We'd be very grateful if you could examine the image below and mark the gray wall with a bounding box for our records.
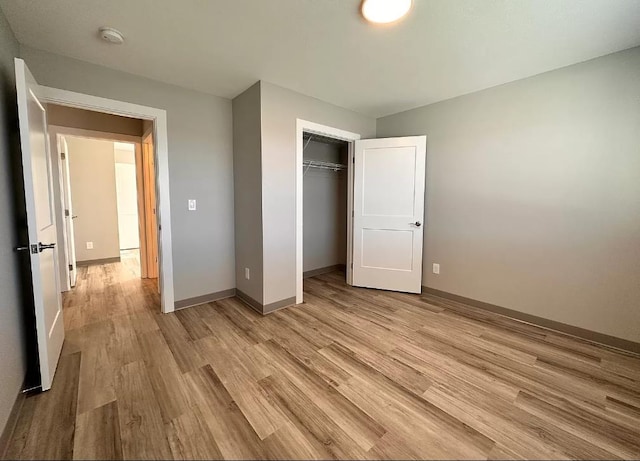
[303,140,347,272]
[48,104,143,136]
[67,136,120,262]
[232,83,263,303]
[21,46,235,303]
[260,81,376,304]
[377,47,640,343]
[0,9,25,439]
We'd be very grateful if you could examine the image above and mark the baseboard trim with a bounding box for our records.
[76,256,121,266]
[303,264,346,279]
[236,290,297,315]
[174,288,236,310]
[0,387,26,459]
[422,287,640,355]
[263,296,297,314]
[236,289,263,314]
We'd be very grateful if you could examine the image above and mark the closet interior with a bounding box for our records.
[302,132,349,281]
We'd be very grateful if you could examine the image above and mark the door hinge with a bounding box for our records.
[351,262,354,269]
[68,264,73,271]
[352,210,354,218]
[352,157,355,164]
[65,209,69,217]
[61,152,66,160]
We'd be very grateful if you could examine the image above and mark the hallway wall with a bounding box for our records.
[67,136,121,263]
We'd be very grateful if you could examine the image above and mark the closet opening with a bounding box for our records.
[295,120,361,304]
[301,131,350,295]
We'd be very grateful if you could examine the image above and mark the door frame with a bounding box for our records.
[49,126,143,291]
[40,86,175,313]
[295,119,361,304]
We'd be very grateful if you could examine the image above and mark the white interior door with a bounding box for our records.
[60,136,77,287]
[15,58,65,391]
[352,136,426,293]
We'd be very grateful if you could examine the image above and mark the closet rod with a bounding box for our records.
[303,159,347,175]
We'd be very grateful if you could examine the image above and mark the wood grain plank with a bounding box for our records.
[115,360,172,459]
[73,401,123,460]
[183,365,266,459]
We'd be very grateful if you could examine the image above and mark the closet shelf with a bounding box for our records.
[303,159,347,174]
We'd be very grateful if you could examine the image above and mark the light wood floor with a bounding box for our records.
[5,261,640,460]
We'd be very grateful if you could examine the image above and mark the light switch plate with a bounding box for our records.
[86,242,94,250]
[432,263,440,274]
[188,199,197,211]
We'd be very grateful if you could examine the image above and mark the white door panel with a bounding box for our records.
[15,58,64,391]
[362,146,417,217]
[352,136,426,293]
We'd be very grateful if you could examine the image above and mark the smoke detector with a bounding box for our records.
[99,27,124,44]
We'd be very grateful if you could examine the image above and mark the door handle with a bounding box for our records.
[38,242,56,252]
[411,221,422,227]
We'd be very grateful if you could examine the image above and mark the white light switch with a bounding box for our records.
[245,268,250,280]
[432,263,440,274]
[86,242,94,250]
[188,199,197,211]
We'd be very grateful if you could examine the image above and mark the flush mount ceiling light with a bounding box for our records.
[99,27,124,44]
[361,0,413,24]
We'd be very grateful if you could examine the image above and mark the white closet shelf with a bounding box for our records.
[303,159,347,174]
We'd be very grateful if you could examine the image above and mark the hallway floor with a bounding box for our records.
[4,262,640,459]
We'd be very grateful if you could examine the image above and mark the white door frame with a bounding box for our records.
[295,119,361,304]
[40,86,175,313]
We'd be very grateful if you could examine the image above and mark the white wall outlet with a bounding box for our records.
[188,199,197,211]
[86,241,94,250]
[432,263,440,274]
[245,268,250,280]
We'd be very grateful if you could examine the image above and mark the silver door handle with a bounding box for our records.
[38,242,56,252]
[411,221,422,227]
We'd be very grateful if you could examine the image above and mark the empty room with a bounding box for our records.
[0,1,639,460]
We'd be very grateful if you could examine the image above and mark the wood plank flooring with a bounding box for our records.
[4,259,640,460]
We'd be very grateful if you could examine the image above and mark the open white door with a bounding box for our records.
[60,136,77,287]
[352,136,426,293]
[15,58,65,391]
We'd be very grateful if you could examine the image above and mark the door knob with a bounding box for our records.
[38,242,56,252]
[412,221,422,227]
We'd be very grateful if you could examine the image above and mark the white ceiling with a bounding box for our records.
[2,0,639,117]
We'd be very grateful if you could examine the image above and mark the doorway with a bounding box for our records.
[296,120,361,304]
[39,84,175,313]
[296,119,428,305]
[301,133,349,281]
[49,120,160,297]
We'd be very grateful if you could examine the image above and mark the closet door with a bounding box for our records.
[352,136,426,293]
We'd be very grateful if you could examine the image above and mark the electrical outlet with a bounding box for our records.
[432,263,440,274]
[86,242,94,250]
[245,268,250,280]
[188,199,197,211]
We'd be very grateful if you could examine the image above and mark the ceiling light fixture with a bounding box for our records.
[99,27,124,44]
[361,0,412,24]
